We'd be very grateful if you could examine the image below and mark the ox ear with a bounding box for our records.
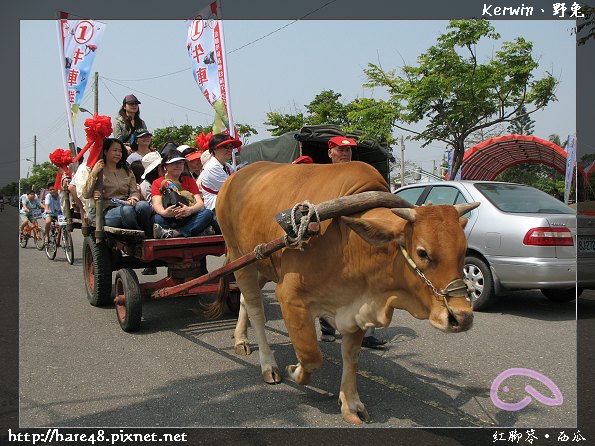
[391,208,417,223]
[459,217,468,229]
[341,216,404,246]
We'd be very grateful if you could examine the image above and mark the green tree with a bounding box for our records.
[507,105,535,135]
[151,123,258,150]
[0,182,19,196]
[265,90,395,145]
[362,19,558,178]
[21,162,58,193]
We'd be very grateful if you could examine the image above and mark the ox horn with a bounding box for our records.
[453,202,480,216]
[391,208,416,223]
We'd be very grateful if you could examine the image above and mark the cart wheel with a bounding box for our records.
[62,229,75,265]
[227,290,241,316]
[82,235,112,306]
[114,268,142,332]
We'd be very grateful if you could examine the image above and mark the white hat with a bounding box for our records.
[164,156,186,164]
[177,144,191,152]
[141,151,162,179]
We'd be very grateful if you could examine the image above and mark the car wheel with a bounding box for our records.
[540,288,581,303]
[464,255,495,311]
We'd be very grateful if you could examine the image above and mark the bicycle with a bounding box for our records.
[45,214,75,264]
[19,209,45,250]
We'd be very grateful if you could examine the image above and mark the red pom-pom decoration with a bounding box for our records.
[195,132,213,151]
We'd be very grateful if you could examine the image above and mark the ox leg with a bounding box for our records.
[338,329,370,425]
[276,286,323,386]
[233,265,282,384]
[233,294,251,356]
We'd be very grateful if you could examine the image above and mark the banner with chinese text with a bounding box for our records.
[186,1,237,138]
[564,134,576,204]
[57,13,106,145]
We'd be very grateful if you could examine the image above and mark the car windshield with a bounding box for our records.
[475,183,575,214]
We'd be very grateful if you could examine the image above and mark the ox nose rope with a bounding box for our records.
[398,245,473,320]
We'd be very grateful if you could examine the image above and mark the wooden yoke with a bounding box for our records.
[275,191,414,238]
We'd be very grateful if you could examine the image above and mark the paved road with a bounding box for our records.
[17,210,585,428]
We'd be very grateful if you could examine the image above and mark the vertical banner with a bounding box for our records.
[186,1,237,139]
[564,135,577,204]
[57,12,106,146]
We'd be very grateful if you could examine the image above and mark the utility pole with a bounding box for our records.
[33,135,37,165]
[400,135,405,187]
[94,71,99,114]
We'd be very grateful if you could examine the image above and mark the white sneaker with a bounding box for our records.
[153,223,163,239]
[161,228,180,239]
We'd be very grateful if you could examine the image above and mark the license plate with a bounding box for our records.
[578,236,595,253]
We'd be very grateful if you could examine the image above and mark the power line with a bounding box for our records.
[101,1,338,83]
[101,77,217,118]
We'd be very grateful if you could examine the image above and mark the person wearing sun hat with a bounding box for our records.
[183,148,206,180]
[139,151,163,202]
[113,94,148,150]
[327,135,357,164]
[126,128,154,164]
[150,150,214,239]
[198,133,242,213]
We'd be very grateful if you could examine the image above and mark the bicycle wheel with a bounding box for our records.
[34,227,45,251]
[62,229,75,265]
[19,231,28,248]
[45,228,57,260]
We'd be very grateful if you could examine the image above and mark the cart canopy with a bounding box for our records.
[240,125,393,184]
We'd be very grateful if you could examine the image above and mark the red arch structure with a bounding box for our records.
[460,134,587,182]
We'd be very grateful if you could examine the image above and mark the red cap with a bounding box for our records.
[292,155,314,164]
[185,150,204,162]
[328,136,357,149]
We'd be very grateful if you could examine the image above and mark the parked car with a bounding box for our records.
[395,181,594,310]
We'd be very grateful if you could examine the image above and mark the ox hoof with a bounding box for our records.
[339,401,370,425]
[262,367,283,385]
[285,364,311,385]
[234,341,252,356]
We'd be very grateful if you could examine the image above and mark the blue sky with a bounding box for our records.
[20,20,576,178]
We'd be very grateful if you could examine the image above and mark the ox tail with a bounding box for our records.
[200,256,231,320]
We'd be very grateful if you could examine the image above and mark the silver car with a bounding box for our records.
[395,181,594,310]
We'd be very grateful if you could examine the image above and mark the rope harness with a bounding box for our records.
[399,245,474,319]
[253,200,321,260]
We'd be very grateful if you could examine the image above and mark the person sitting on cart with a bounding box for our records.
[82,137,153,238]
[19,190,42,236]
[150,150,214,239]
[198,133,242,232]
[42,182,63,244]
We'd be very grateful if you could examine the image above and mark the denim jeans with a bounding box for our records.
[153,208,214,237]
[104,201,152,236]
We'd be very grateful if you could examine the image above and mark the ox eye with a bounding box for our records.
[417,248,430,261]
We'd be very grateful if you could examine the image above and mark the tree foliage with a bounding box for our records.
[151,123,258,150]
[20,162,58,193]
[507,105,535,135]
[264,90,396,146]
[362,19,558,177]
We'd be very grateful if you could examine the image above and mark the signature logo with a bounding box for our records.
[490,368,563,411]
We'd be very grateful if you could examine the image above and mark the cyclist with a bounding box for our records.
[42,183,63,244]
[19,190,42,236]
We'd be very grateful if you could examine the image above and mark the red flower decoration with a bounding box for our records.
[195,132,213,151]
[73,114,113,168]
[49,148,74,190]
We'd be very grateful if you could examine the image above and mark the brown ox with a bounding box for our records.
[211,161,478,424]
